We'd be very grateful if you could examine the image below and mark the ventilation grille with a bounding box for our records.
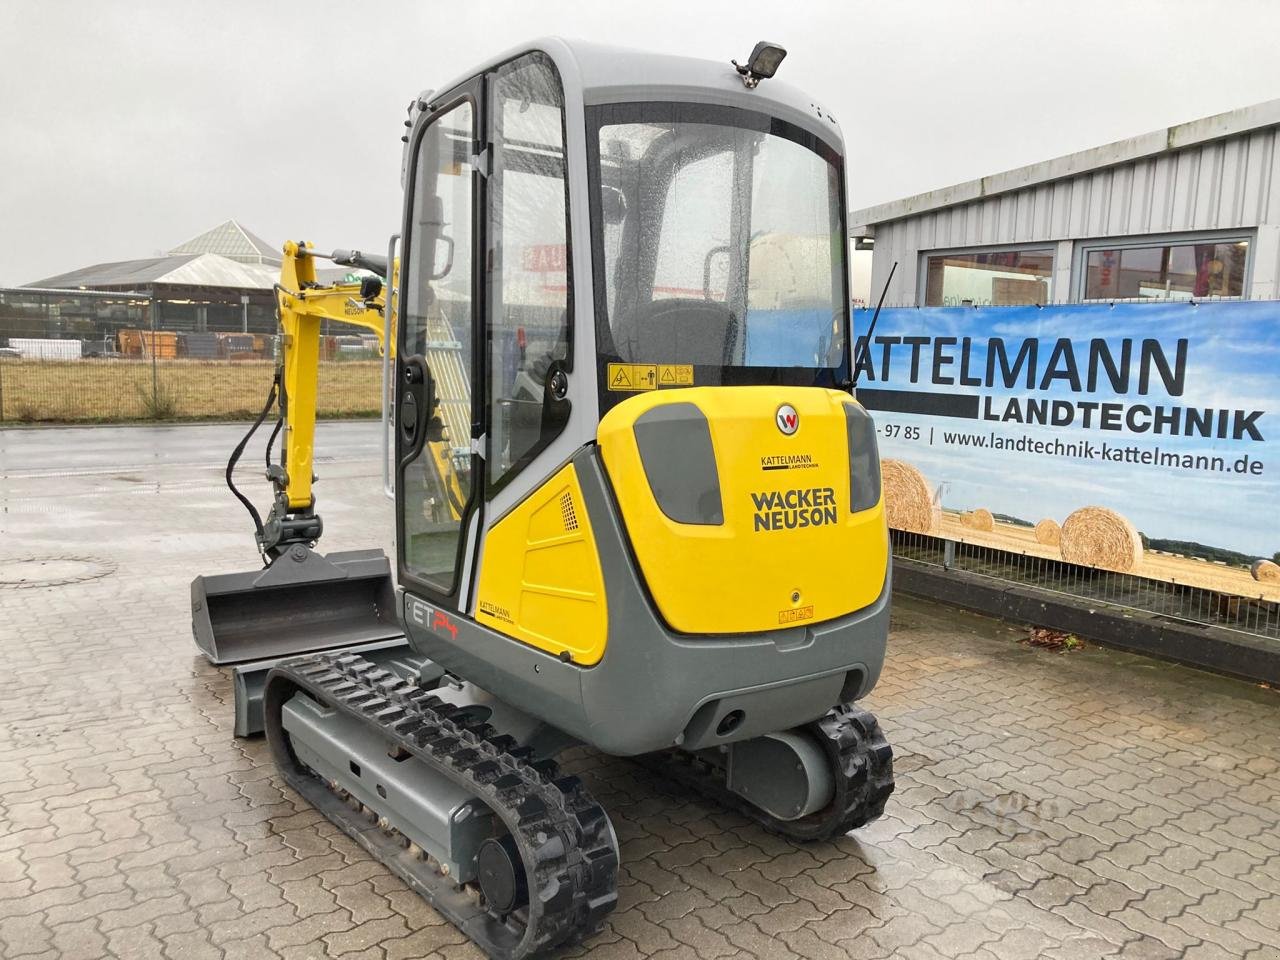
[560,492,579,532]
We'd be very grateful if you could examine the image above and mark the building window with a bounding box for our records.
[1081,237,1249,300]
[923,249,1052,306]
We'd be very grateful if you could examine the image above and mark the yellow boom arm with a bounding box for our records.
[256,239,464,559]
[276,240,394,511]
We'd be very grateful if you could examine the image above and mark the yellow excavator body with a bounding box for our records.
[192,37,895,960]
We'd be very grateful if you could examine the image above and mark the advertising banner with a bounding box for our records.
[854,301,1280,601]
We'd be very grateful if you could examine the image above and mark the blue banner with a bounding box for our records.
[854,301,1279,598]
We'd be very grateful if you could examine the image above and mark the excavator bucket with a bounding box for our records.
[191,547,402,665]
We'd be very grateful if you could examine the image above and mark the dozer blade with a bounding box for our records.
[191,546,402,665]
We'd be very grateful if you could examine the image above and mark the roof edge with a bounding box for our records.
[6,286,152,297]
[24,253,202,288]
[850,97,1280,230]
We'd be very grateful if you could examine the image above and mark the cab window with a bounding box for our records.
[486,53,572,493]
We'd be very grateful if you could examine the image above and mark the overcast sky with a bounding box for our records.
[3,0,1279,286]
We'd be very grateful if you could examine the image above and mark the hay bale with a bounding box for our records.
[1034,518,1061,547]
[880,459,937,534]
[1060,506,1144,572]
[1252,559,1280,583]
[960,508,994,532]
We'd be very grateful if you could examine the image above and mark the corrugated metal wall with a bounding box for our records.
[867,126,1280,304]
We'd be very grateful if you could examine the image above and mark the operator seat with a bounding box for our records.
[614,298,738,366]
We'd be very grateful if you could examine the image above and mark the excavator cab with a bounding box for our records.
[196,39,892,959]
[392,42,887,737]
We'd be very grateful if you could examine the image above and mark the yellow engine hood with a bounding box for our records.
[597,386,887,635]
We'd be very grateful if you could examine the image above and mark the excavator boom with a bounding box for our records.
[191,242,406,664]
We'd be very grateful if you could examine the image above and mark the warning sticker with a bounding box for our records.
[657,364,694,386]
[778,605,815,625]
[608,362,692,391]
[607,363,658,392]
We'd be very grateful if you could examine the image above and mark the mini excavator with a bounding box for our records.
[191,38,894,959]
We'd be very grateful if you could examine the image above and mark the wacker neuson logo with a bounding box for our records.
[776,403,799,435]
[751,486,838,531]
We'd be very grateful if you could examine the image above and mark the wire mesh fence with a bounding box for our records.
[6,290,1249,424]
[0,287,381,423]
[892,529,1280,641]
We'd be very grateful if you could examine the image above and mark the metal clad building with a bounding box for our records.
[851,99,1280,306]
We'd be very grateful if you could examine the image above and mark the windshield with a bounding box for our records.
[589,103,849,398]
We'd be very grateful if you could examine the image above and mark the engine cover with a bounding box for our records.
[597,386,887,635]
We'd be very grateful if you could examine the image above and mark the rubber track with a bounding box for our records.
[650,703,894,841]
[264,652,618,960]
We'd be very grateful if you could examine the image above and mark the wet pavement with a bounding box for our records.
[1,422,1279,960]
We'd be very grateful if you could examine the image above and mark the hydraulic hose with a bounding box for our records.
[225,370,280,559]
[265,416,283,472]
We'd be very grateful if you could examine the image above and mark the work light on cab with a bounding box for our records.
[733,40,788,87]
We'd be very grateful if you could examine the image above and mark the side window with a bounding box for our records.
[401,100,475,590]
[487,54,571,492]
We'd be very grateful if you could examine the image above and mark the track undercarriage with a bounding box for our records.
[264,652,893,959]
[265,653,618,959]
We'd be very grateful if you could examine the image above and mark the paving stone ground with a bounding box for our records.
[2,423,1279,960]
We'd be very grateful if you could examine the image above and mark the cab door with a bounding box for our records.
[480,54,575,519]
[396,81,484,610]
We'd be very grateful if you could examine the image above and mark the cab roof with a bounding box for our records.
[428,37,844,155]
